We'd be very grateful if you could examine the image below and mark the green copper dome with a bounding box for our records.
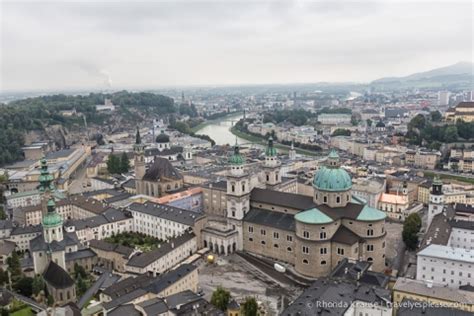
[313,150,352,191]
[265,137,277,157]
[295,208,334,224]
[229,142,245,165]
[313,166,352,191]
[42,211,62,227]
[357,205,386,222]
[38,158,55,192]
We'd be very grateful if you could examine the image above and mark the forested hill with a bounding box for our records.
[0,91,175,166]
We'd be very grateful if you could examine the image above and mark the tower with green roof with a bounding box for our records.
[312,149,353,208]
[263,137,281,188]
[226,140,249,251]
[38,158,64,243]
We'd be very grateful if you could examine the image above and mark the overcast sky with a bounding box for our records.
[1,0,472,92]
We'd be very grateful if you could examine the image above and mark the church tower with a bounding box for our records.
[289,141,296,161]
[427,176,444,228]
[226,141,250,251]
[134,127,146,181]
[263,137,281,189]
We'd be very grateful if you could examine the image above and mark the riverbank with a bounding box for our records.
[423,171,474,185]
[190,111,243,133]
[230,125,323,157]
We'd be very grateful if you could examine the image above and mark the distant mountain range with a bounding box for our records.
[371,61,473,90]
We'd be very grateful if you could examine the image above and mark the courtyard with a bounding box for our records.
[198,253,302,315]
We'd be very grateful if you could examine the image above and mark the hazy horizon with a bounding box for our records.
[1,0,472,92]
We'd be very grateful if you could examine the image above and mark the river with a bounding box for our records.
[195,114,246,145]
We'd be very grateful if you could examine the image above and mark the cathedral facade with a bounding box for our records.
[202,140,387,278]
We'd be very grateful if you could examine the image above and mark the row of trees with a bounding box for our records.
[211,286,259,315]
[106,152,131,174]
[406,112,474,149]
[263,109,317,126]
[169,116,216,146]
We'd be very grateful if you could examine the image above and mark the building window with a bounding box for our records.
[302,246,309,254]
[321,260,327,265]
[261,229,266,236]
[249,238,253,242]
[232,211,235,217]
[367,257,373,262]
[274,244,279,248]
[336,196,340,203]
[231,185,235,192]
[320,247,327,255]
[287,247,292,252]
[242,184,245,191]
[287,235,293,242]
[261,240,266,245]
[273,232,279,239]
[248,226,254,233]
[337,248,344,255]
[320,232,327,239]
[367,229,374,236]
[303,231,310,239]
[367,245,374,252]
[303,259,309,264]
[324,196,328,203]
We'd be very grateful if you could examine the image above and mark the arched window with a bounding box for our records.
[266,174,269,181]
[287,247,292,252]
[303,259,309,264]
[261,240,266,245]
[336,196,340,203]
[231,185,235,192]
[323,196,328,203]
[367,257,373,262]
[321,260,327,265]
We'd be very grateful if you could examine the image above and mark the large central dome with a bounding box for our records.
[313,150,352,192]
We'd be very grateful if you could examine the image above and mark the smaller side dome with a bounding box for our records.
[229,143,245,165]
[156,131,170,143]
[295,208,334,224]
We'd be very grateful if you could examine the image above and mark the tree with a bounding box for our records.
[120,152,131,173]
[74,263,87,279]
[12,277,33,297]
[241,297,258,316]
[430,110,442,122]
[47,294,54,307]
[408,114,426,130]
[106,154,121,174]
[76,274,88,297]
[366,119,373,127]
[332,129,351,137]
[211,286,231,311]
[32,275,45,296]
[0,268,8,286]
[402,213,422,250]
[444,125,458,143]
[7,251,21,280]
[350,115,359,126]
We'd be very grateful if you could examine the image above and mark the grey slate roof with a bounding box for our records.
[331,225,361,245]
[127,231,195,268]
[103,288,148,311]
[102,274,154,299]
[282,278,391,316]
[244,208,295,232]
[128,202,202,226]
[30,232,79,252]
[108,304,141,316]
[0,240,16,256]
[165,290,201,309]
[88,239,134,257]
[143,157,183,181]
[145,264,197,295]
[11,225,42,235]
[137,297,169,315]
[250,188,315,210]
[65,248,97,261]
[0,220,13,230]
[43,261,74,289]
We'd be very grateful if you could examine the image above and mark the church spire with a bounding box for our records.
[135,126,141,145]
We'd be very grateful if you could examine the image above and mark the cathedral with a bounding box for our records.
[201,140,388,278]
[134,128,185,197]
